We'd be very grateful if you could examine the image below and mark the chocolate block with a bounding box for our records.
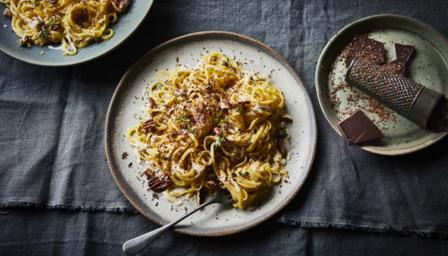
[395,43,415,64]
[338,110,383,145]
[345,34,386,67]
[383,43,415,76]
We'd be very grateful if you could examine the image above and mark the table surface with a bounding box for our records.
[1,0,448,255]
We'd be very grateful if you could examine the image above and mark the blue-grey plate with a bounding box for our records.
[316,14,448,155]
[0,1,153,66]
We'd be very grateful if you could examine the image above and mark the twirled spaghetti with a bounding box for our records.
[1,0,130,55]
[128,52,292,209]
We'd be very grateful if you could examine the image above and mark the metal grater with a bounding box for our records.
[346,58,446,130]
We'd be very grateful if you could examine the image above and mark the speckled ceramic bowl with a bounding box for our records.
[105,31,317,236]
[0,1,153,66]
[316,14,448,155]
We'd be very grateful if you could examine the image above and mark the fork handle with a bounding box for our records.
[123,200,214,256]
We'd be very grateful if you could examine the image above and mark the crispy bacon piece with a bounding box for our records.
[148,97,157,108]
[141,119,155,133]
[277,137,287,158]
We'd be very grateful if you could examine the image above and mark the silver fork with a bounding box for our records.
[123,191,231,256]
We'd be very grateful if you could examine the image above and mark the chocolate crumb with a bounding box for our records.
[121,152,128,160]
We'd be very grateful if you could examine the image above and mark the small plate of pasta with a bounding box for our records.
[0,0,152,66]
[105,31,317,236]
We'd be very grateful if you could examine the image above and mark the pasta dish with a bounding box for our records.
[1,0,130,55]
[128,52,292,209]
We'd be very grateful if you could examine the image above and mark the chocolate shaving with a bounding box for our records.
[381,61,404,75]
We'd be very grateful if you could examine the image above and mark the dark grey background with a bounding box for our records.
[1,0,448,255]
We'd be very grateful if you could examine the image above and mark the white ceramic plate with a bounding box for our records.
[105,31,317,236]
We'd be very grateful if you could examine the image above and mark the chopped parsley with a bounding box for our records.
[186,124,195,134]
[278,128,289,138]
[216,137,225,146]
[218,118,226,127]
[177,114,188,122]
[39,27,50,40]
[215,112,226,127]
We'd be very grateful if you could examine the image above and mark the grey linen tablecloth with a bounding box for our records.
[1,209,448,255]
[1,0,448,253]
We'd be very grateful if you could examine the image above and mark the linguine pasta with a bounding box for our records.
[1,0,130,55]
[128,52,292,209]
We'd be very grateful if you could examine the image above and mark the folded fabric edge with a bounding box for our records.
[276,218,448,239]
[0,201,139,214]
[2,202,447,239]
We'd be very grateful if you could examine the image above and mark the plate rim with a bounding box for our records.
[0,0,153,67]
[315,14,448,156]
[105,31,317,236]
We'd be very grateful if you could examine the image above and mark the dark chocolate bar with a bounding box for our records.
[382,43,415,76]
[338,110,383,145]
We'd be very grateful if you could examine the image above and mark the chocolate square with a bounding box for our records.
[382,43,415,76]
[345,34,386,67]
[338,110,383,145]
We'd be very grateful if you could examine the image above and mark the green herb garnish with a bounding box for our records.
[39,27,49,40]
[177,114,188,122]
[216,137,225,146]
[186,124,195,134]
[218,118,226,127]
[278,128,289,138]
